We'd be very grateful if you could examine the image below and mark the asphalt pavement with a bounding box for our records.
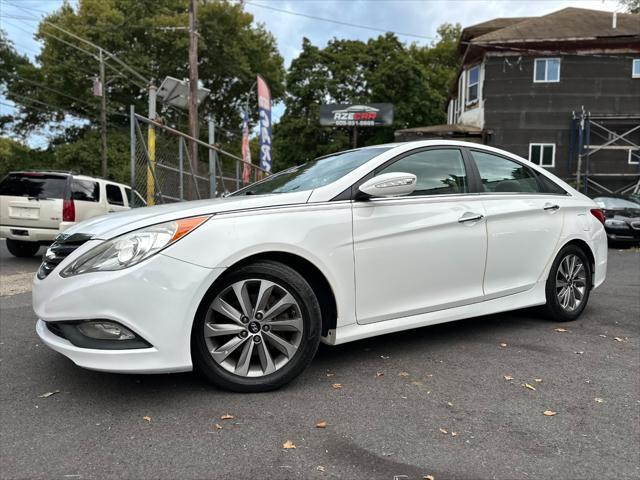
[0,239,638,480]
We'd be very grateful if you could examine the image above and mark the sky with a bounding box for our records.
[0,0,625,147]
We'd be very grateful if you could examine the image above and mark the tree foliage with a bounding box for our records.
[272,24,461,170]
[4,0,284,134]
[619,0,640,14]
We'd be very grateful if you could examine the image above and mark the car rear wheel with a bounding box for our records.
[543,245,592,322]
[5,239,40,258]
[192,260,321,392]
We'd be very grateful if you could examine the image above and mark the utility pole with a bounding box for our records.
[188,0,199,172]
[99,49,107,178]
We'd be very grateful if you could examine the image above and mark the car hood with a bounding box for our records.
[62,190,313,240]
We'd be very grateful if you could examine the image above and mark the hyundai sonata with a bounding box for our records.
[33,141,607,392]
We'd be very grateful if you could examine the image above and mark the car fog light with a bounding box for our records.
[77,321,136,340]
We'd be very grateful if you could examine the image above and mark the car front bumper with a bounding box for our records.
[33,250,225,373]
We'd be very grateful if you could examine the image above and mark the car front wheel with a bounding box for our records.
[192,260,321,392]
[5,239,40,258]
[543,244,592,322]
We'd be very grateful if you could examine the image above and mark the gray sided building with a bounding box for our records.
[397,8,640,195]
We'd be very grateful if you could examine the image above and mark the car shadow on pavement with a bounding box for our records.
[40,307,545,400]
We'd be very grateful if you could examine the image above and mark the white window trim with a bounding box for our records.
[529,143,556,168]
[629,148,639,165]
[466,65,480,105]
[633,59,640,79]
[533,58,561,83]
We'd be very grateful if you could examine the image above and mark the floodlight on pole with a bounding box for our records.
[157,76,210,110]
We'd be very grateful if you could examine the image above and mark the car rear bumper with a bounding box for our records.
[0,225,59,243]
[33,251,225,373]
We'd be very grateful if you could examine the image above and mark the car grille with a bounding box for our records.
[37,233,92,279]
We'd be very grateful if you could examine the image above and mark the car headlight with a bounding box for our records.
[60,216,209,277]
[604,219,627,228]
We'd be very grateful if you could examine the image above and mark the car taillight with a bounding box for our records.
[63,197,75,222]
[590,208,605,225]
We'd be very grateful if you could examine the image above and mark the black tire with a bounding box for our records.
[542,244,592,322]
[192,260,322,392]
[5,239,40,258]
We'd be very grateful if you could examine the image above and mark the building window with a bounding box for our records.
[633,59,640,78]
[630,149,639,165]
[466,65,480,104]
[529,143,556,167]
[534,58,560,83]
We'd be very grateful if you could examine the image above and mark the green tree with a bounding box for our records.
[272,26,462,170]
[2,0,284,179]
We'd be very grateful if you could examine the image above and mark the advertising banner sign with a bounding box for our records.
[319,103,394,127]
[257,75,272,172]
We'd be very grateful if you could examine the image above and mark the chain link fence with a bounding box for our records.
[130,107,266,205]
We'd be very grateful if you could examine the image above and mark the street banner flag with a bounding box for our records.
[241,110,252,184]
[257,75,272,172]
[92,77,102,97]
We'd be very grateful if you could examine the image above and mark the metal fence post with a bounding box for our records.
[130,105,136,206]
[208,116,216,198]
[178,137,184,201]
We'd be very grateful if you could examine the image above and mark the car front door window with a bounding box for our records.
[377,148,468,196]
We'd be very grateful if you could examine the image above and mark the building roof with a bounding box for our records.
[460,17,531,44]
[470,7,640,44]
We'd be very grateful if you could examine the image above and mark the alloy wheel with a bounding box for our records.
[555,254,587,312]
[204,279,304,377]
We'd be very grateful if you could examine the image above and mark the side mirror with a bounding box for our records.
[358,172,417,198]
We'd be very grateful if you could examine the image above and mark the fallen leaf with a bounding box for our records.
[380,355,390,359]
[424,476,435,480]
[447,401,453,407]
[398,371,410,377]
[575,351,585,355]
[331,383,342,390]
[326,373,335,377]
[543,410,557,416]
[595,397,604,404]
[214,423,223,430]
[523,383,536,391]
[614,337,624,342]
[38,390,60,398]
[451,432,458,437]
[315,421,327,428]
[499,343,508,347]
[282,440,296,449]
[599,334,607,338]
[220,414,235,420]
[317,466,326,472]
[503,375,514,381]
[554,328,568,333]
[143,416,152,422]
[375,372,384,377]
[439,428,448,434]
[534,378,543,383]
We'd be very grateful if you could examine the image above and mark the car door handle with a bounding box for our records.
[544,204,560,211]
[458,212,484,223]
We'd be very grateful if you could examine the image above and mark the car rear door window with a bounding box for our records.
[106,184,124,206]
[71,180,100,202]
[471,150,542,193]
[377,149,468,196]
[0,173,67,199]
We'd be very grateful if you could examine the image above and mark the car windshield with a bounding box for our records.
[0,173,68,199]
[232,147,391,196]
[594,197,640,209]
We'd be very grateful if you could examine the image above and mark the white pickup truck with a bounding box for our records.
[0,171,146,257]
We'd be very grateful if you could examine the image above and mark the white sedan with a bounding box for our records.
[33,141,607,392]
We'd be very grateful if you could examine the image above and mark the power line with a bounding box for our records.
[244,1,438,40]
